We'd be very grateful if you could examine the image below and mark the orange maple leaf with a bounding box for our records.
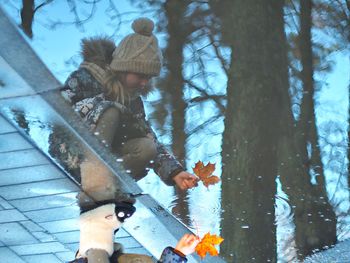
[193,161,220,188]
[195,232,224,259]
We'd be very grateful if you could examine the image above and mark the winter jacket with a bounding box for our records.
[59,38,184,185]
[71,246,187,263]
[158,247,188,263]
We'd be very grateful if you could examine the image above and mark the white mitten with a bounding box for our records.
[79,204,121,257]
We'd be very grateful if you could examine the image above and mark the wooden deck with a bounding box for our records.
[0,114,150,263]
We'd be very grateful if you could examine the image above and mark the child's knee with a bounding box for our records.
[120,138,157,180]
[122,137,157,163]
[139,137,157,162]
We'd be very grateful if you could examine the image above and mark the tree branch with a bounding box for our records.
[184,79,226,114]
[34,0,54,12]
[186,114,222,137]
[20,0,34,38]
[207,33,229,75]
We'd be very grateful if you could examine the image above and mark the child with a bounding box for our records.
[60,17,198,191]
[71,197,200,262]
[61,17,200,262]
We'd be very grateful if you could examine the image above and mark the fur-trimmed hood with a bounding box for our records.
[80,37,153,97]
[81,37,116,69]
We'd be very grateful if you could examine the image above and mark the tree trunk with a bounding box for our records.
[277,120,336,260]
[163,0,190,225]
[280,0,336,258]
[171,188,191,226]
[20,0,34,38]
[163,0,188,166]
[220,1,287,262]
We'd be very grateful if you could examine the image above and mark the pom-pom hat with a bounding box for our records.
[110,18,162,76]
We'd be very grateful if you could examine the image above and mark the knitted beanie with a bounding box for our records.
[110,18,162,76]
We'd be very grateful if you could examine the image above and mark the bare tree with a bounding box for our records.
[210,0,289,261]
[20,0,53,38]
[136,0,227,227]
[18,0,122,38]
[279,0,338,258]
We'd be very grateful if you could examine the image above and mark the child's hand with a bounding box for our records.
[175,234,200,256]
[173,171,199,190]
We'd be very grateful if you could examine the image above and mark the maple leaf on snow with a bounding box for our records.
[193,161,220,188]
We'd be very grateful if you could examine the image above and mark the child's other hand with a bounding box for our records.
[175,234,200,256]
[173,171,199,190]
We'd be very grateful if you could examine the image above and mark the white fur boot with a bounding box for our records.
[79,204,121,257]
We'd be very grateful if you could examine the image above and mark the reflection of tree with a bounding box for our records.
[162,0,199,227]
[142,0,193,227]
[162,0,188,167]
[277,103,337,260]
[14,0,350,259]
[278,0,337,259]
[48,123,83,183]
[213,1,287,261]
[313,0,350,49]
[11,109,30,133]
[137,0,227,228]
[286,1,349,225]
[319,120,349,240]
[171,189,191,226]
[20,0,40,38]
[17,0,122,38]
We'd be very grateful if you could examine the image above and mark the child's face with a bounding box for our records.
[124,72,152,91]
